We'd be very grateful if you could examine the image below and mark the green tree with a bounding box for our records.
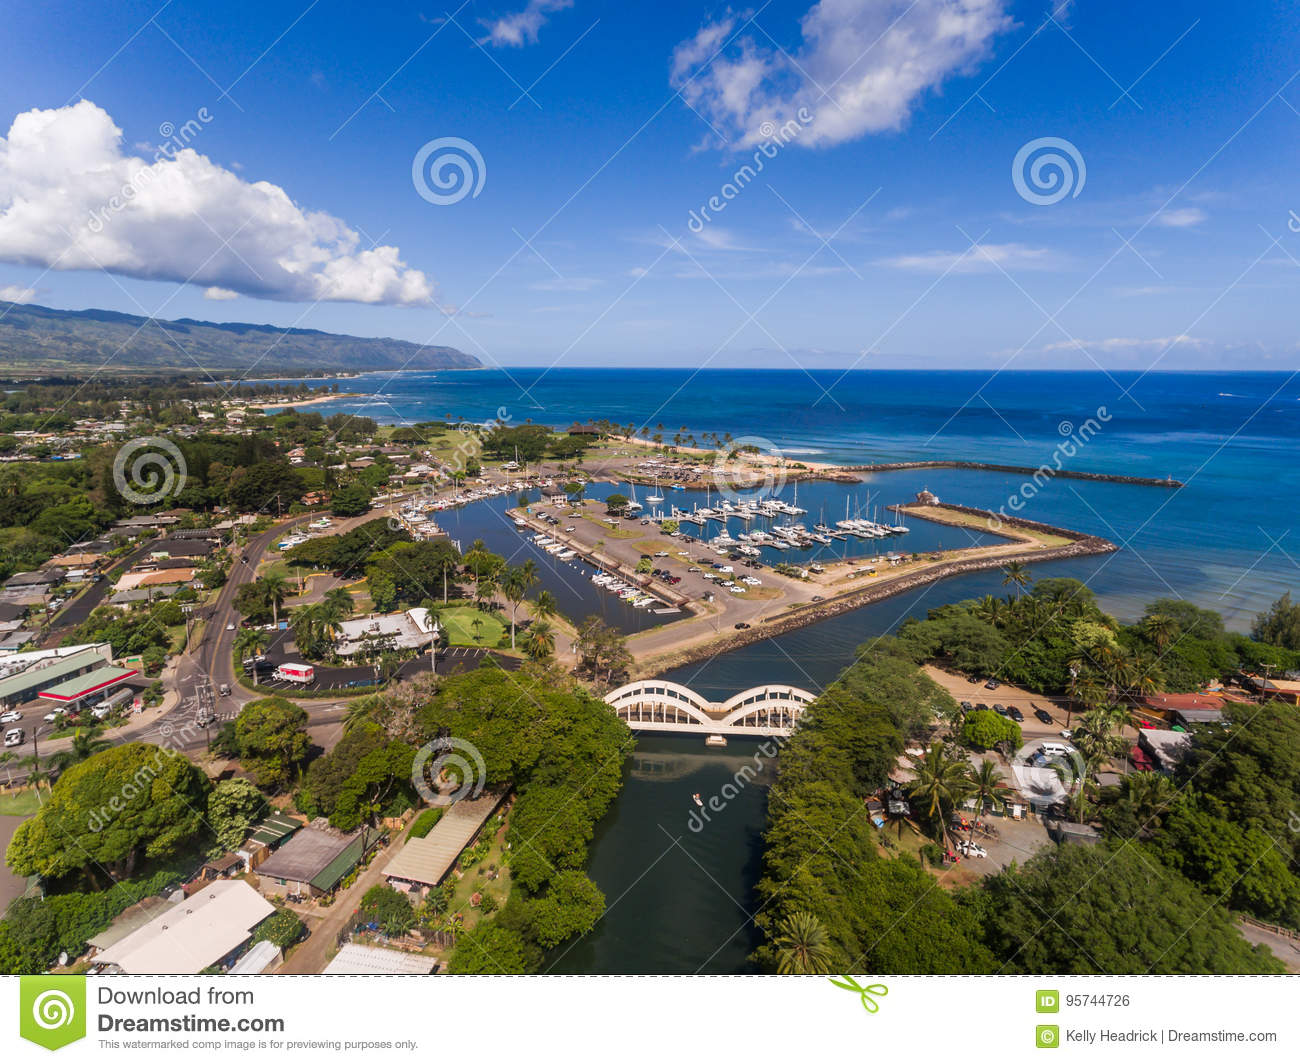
[207,778,269,852]
[7,743,210,881]
[446,923,534,974]
[773,910,836,974]
[960,710,1021,751]
[234,697,310,791]
[359,885,417,936]
[1252,592,1300,651]
[523,870,605,949]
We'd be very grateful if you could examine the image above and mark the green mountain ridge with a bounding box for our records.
[0,301,480,374]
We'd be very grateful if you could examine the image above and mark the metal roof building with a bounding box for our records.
[323,943,435,975]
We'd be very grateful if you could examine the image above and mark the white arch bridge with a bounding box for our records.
[603,680,817,738]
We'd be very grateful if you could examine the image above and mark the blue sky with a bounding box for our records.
[1,0,1298,369]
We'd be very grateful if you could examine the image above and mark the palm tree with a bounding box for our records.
[342,698,375,733]
[773,910,835,975]
[323,586,354,619]
[47,729,111,772]
[533,589,558,621]
[968,758,1013,836]
[290,602,324,658]
[1142,612,1177,652]
[501,563,539,650]
[907,744,975,847]
[1001,561,1032,599]
[259,573,289,626]
[524,619,555,661]
[234,626,271,664]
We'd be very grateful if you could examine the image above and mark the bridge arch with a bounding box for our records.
[604,680,817,737]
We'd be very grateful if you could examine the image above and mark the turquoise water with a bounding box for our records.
[270,367,1300,628]
[266,368,1299,972]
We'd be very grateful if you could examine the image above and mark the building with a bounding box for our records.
[37,660,139,711]
[94,881,275,974]
[3,569,63,596]
[334,608,439,658]
[323,943,435,975]
[237,812,304,872]
[0,645,115,710]
[150,538,219,559]
[1248,676,1300,706]
[253,821,368,898]
[1137,729,1193,773]
[384,793,505,897]
[227,939,283,974]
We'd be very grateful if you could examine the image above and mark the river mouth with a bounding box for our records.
[544,734,776,974]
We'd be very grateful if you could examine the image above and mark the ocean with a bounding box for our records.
[266,368,1300,630]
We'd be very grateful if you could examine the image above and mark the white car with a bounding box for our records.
[44,710,64,723]
[226,623,236,631]
[0,710,20,724]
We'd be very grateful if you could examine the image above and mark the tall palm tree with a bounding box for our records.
[234,626,271,664]
[259,573,289,626]
[323,586,354,619]
[501,564,538,650]
[290,602,323,658]
[533,589,558,621]
[773,910,835,975]
[968,758,1013,836]
[907,744,975,846]
[342,698,375,733]
[524,619,556,661]
[1001,561,1032,599]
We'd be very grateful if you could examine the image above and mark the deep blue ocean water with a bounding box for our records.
[258,367,1299,973]
[269,368,1300,630]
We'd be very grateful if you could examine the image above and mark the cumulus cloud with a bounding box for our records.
[672,0,1010,148]
[203,286,239,300]
[0,101,434,305]
[481,0,572,47]
[1155,207,1206,228]
[0,283,36,303]
[880,242,1055,273]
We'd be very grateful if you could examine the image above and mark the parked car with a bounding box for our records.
[992,703,1007,714]
[1007,707,1024,723]
[43,710,63,723]
[959,701,974,713]
[984,679,1000,690]
[734,622,752,630]
[1034,708,1054,724]
[0,710,21,724]
[3,728,24,747]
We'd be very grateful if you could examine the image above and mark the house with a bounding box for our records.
[383,793,505,896]
[94,880,275,974]
[252,821,368,898]
[1248,676,1300,706]
[323,943,435,975]
[4,569,63,595]
[565,422,603,436]
[114,567,197,591]
[1137,729,1193,773]
[227,939,282,974]
[237,812,304,872]
[150,538,218,559]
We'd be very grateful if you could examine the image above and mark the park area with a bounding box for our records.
[438,605,506,648]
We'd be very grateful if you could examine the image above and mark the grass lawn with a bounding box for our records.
[438,606,505,647]
[0,789,45,816]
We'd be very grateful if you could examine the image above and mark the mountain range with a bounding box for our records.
[0,302,479,375]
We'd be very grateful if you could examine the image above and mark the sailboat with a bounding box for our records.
[646,478,664,505]
[624,480,643,514]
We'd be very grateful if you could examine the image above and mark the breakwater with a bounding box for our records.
[842,460,1183,488]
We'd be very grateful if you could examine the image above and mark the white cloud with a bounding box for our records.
[1155,207,1206,228]
[203,286,239,300]
[0,101,434,305]
[0,283,36,303]
[879,242,1056,273]
[481,0,572,47]
[672,0,1010,148]
[1042,335,1207,353]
